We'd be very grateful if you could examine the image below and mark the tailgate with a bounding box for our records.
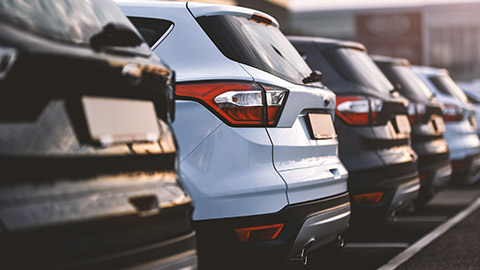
[266,84,348,204]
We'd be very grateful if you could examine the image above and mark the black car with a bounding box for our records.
[289,36,420,221]
[0,1,196,269]
[373,55,452,207]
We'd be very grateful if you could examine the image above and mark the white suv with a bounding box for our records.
[118,1,350,267]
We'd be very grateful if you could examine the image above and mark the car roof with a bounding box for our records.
[371,54,410,66]
[288,35,366,51]
[411,65,449,76]
[115,0,278,27]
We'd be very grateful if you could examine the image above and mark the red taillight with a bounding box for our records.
[407,103,426,124]
[352,192,384,205]
[235,223,284,243]
[336,96,382,125]
[176,82,287,126]
[442,104,463,122]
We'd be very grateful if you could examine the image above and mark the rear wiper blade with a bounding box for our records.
[89,23,143,48]
[302,70,323,84]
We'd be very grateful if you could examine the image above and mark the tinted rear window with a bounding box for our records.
[0,0,139,46]
[197,15,314,85]
[382,65,434,102]
[430,75,469,104]
[325,48,394,94]
[129,17,173,48]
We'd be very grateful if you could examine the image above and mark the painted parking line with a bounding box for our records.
[393,216,447,222]
[377,196,480,270]
[344,243,409,248]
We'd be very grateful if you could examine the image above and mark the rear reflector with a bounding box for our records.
[235,223,284,243]
[352,192,384,205]
[419,172,427,183]
[452,160,465,170]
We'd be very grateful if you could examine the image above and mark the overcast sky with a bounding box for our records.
[289,0,480,11]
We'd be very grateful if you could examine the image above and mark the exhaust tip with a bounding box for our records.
[336,235,345,248]
[290,248,308,265]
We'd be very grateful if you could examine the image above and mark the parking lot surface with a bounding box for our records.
[282,182,480,270]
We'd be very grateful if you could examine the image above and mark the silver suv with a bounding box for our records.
[118,1,350,268]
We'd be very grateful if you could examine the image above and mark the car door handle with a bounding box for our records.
[329,168,341,179]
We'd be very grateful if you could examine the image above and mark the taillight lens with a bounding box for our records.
[442,104,463,122]
[175,82,287,126]
[407,103,426,124]
[336,96,383,125]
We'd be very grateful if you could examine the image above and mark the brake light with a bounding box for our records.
[235,223,284,243]
[250,13,273,25]
[442,104,463,122]
[176,82,287,126]
[336,96,382,125]
[407,103,426,124]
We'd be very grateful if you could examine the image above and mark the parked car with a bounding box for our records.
[373,55,452,207]
[119,1,351,268]
[413,66,480,185]
[289,36,420,221]
[0,1,197,269]
[459,87,480,137]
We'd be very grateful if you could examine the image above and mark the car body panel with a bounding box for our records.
[177,113,288,220]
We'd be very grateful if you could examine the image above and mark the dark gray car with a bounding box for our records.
[0,1,196,269]
[289,36,420,221]
[373,55,452,207]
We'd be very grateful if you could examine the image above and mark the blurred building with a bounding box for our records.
[289,2,480,81]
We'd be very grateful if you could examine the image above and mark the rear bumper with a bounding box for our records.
[451,153,480,185]
[193,193,350,268]
[417,154,452,202]
[348,162,420,216]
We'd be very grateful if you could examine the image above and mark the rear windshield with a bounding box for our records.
[197,15,315,85]
[429,75,469,104]
[382,65,434,102]
[325,48,394,94]
[0,0,141,46]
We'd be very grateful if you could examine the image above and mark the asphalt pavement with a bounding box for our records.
[286,182,480,270]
